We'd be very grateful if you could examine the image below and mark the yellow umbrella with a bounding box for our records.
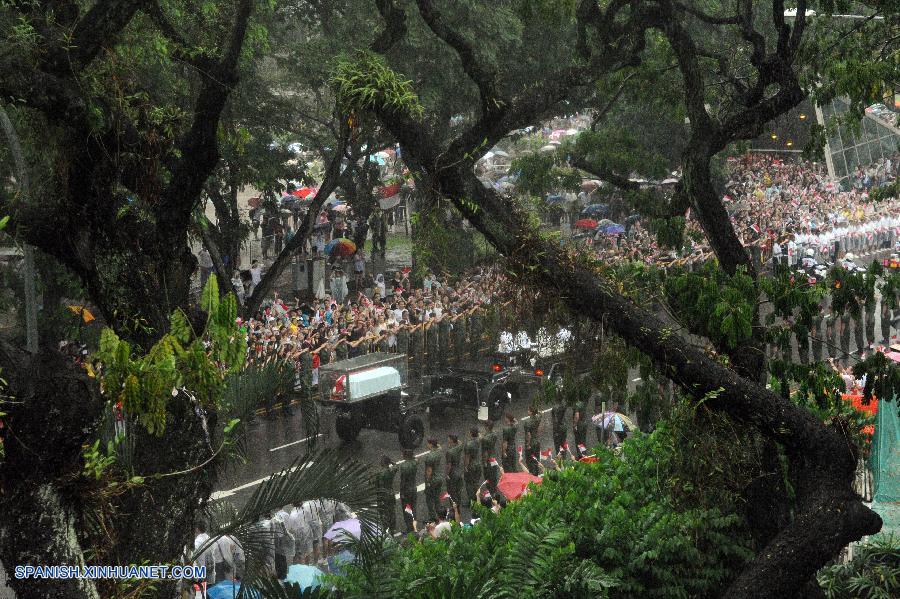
[67,305,95,323]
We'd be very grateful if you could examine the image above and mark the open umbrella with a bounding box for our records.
[592,412,636,430]
[292,187,317,199]
[323,518,361,541]
[492,149,510,158]
[207,581,260,599]
[581,204,609,217]
[546,194,566,204]
[284,564,325,589]
[498,471,542,500]
[332,204,350,212]
[574,218,598,229]
[324,238,357,258]
[598,223,625,235]
[539,145,557,153]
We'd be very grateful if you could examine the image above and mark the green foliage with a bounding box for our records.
[331,51,424,118]
[870,182,900,204]
[853,352,900,405]
[818,535,900,599]
[648,216,685,249]
[511,152,581,197]
[828,265,874,319]
[336,423,754,598]
[94,276,246,435]
[667,263,757,350]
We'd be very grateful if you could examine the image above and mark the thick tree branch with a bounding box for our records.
[570,156,640,191]
[372,0,408,53]
[413,0,504,118]
[69,0,144,70]
[157,0,253,237]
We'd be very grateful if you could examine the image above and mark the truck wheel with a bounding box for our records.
[335,411,360,443]
[399,414,425,448]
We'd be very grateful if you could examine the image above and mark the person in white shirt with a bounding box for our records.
[249,260,262,297]
[192,523,220,585]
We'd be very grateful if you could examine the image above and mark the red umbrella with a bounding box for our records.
[498,471,542,501]
[292,187,317,199]
[574,218,598,229]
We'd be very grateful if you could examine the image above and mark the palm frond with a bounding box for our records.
[193,450,378,573]
[220,359,299,461]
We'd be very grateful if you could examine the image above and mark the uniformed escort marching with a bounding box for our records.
[523,405,542,476]
[377,455,396,533]
[501,413,518,472]
[423,438,443,521]
[551,401,567,454]
[481,421,502,496]
[464,427,483,507]
[573,400,589,459]
[398,449,418,532]
[445,434,465,508]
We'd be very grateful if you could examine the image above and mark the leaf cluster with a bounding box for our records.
[95,276,246,435]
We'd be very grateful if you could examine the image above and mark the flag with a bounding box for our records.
[483,490,492,499]
[517,445,522,456]
[440,492,451,502]
[488,457,499,468]
[404,504,413,516]
[540,448,552,459]
[751,223,761,234]
[577,444,586,454]
[358,291,372,307]
[560,442,569,452]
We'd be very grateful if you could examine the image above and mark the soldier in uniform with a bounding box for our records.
[423,438,443,521]
[377,455,397,533]
[445,434,465,508]
[481,421,502,496]
[398,449,418,532]
[551,401,567,453]
[523,405,542,476]
[463,427,482,508]
[573,399,589,458]
[865,299,876,349]
[501,413,518,472]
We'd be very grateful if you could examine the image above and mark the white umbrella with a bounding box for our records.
[493,149,510,158]
[540,145,557,153]
[564,128,579,136]
[548,140,562,146]
[661,178,679,184]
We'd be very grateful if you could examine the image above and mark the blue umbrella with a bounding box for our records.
[284,564,325,589]
[599,223,625,235]
[581,203,609,217]
[207,580,260,599]
[546,194,565,204]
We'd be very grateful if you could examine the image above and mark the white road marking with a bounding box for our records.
[269,434,323,452]
[211,462,314,501]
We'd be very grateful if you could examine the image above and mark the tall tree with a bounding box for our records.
[348,0,897,595]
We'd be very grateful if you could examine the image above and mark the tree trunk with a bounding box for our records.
[427,162,881,598]
[0,343,103,599]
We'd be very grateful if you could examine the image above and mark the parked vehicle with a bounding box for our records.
[317,352,426,448]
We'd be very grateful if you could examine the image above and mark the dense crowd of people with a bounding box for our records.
[586,153,900,270]
[240,266,507,383]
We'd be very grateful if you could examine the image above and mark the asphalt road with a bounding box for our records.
[210,371,637,526]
